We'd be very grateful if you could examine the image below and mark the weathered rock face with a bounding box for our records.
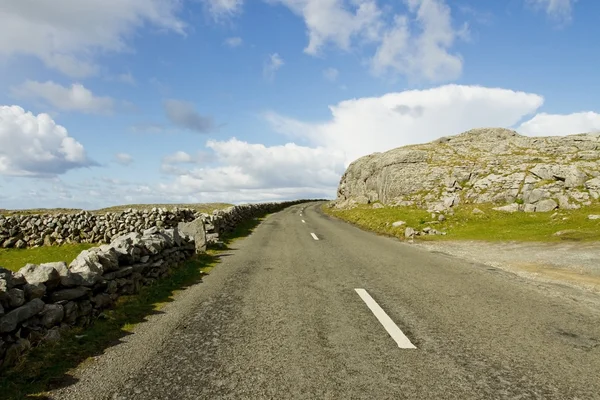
[336,128,600,212]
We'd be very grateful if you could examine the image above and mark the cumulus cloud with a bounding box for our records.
[115,153,134,166]
[0,0,186,78]
[164,99,214,133]
[269,0,382,55]
[158,138,346,196]
[269,0,466,82]
[527,0,576,23]
[372,0,466,82]
[0,105,96,177]
[116,72,136,85]
[11,81,115,114]
[225,37,243,47]
[517,111,600,136]
[265,84,545,165]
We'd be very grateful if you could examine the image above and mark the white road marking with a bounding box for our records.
[302,220,306,223]
[354,288,417,349]
[310,233,319,240]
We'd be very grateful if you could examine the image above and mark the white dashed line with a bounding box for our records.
[310,233,319,240]
[355,288,416,349]
[302,220,306,223]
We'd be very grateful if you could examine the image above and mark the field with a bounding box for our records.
[323,202,600,242]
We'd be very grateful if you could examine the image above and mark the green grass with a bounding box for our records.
[0,244,95,272]
[323,202,600,242]
[0,213,270,399]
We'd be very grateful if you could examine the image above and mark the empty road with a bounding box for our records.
[52,202,600,399]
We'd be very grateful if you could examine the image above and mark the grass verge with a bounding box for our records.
[323,202,600,242]
[0,244,95,272]
[0,213,270,399]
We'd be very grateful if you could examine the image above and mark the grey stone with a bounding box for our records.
[68,250,105,286]
[438,214,446,222]
[50,287,91,302]
[0,298,45,333]
[391,221,406,228]
[7,288,25,308]
[493,204,519,213]
[16,263,61,289]
[41,304,64,328]
[43,327,61,343]
[404,227,416,238]
[372,203,384,209]
[535,199,558,212]
[524,204,536,213]
[588,215,600,220]
[472,208,485,215]
[178,219,207,253]
[24,283,46,300]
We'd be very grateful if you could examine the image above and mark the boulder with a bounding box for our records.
[392,221,406,228]
[588,215,600,220]
[50,287,91,302]
[68,250,105,286]
[40,304,64,328]
[0,298,45,333]
[24,283,46,300]
[493,204,519,213]
[16,263,61,289]
[178,219,207,253]
[404,227,416,238]
[7,288,25,308]
[535,199,558,212]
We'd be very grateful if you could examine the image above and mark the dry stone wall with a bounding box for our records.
[0,200,310,369]
[0,200,312,249]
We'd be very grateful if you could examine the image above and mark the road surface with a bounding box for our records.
[51,202,600,399]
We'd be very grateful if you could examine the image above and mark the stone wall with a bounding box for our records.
[0,200,311,369]
[0,200,314,249]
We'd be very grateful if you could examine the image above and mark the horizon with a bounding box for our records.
[1,0,599,210]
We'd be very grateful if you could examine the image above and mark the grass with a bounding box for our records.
[323,202,600,242]
[0,244,95,272]
[0,203,233,216]
[0,212,270,399]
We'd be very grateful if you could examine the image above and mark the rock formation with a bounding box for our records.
[335,128,600,212]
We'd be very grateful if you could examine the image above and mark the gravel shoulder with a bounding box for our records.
[414,240,600,294]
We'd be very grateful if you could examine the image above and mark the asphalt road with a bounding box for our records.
[52,202,600,399]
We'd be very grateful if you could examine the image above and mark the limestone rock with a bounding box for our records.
[493,204,519,213]
[0,298,45,333]
[392,221,406,228]
[336,128,600,211]
[535,199,558,212]
[16,263,61,289]
[178,219,207,253]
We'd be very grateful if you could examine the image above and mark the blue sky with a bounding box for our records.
[1,0,599,210]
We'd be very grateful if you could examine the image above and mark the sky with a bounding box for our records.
[1,0,599,210]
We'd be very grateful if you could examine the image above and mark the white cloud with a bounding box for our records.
[269,0,382,55]
[164,99,214,133]
[263,53,285,81]
[0,0,186,78]
[115,153,134,166]
[158,138,346,196]
[11,81,115,114]
[527,0,576,23]
[203,0,244,20]
[225,37,243,47]
[269,0,466,82]
[323,67,339,82]
[517,111,600,136]
[372,0,465,82]
[266,84,544,165]
[0,105,96,177]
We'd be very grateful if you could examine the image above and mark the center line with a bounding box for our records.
[355,288,417,349]
[310,233,319,240]
[302,220,306,223]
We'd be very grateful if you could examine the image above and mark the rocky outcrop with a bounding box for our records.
[335,128,600,212]
[0,200,311,369]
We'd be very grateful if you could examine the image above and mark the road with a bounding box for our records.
[51,202,600,399]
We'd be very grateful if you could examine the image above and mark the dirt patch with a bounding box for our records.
[414,240,600,293]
